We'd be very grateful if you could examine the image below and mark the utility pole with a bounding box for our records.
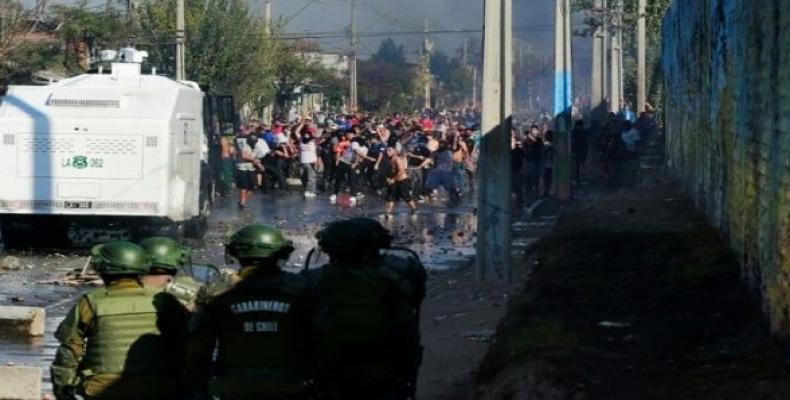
[636,0,646,114]
[423,19,433,110]
[348,0,358,112]
[476,0,512,282]
[175,0,186,81]
[472,67,478,107]
[618,2,624,110]
[263,0,273,122]
[590,0,607,123]
[264,0,272,35]
[553,0,573,200]
[601,0,616,109]
[609,0,622,113]
[462,34,469,66]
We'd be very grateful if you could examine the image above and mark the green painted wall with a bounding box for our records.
[663,0,790,335]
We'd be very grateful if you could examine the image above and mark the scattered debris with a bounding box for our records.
[39,258,100,286]
[461,329,495,343]
[1,256,21,271]
[597,321,632,328]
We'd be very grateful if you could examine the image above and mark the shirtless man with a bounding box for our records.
[382,146,417,219]
[219,130,236,196]
[451,134,469,192]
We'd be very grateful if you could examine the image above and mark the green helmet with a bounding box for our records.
[138,237,190,273]
[316,218,392,259]
[226,225,294,260]
[91,241,151,276]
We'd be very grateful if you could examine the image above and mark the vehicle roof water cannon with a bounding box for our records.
[97,48,149,64]
[117,48,149,64]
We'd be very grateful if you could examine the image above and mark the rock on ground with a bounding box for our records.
[0,366,42,400]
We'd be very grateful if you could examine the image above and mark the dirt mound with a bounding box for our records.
[474,183,790,400]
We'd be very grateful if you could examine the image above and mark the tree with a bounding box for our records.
[0,38,61,87]
[271,45,324,112]
[371,37,406,66]
[429,49,472,109]
[0,0,46,62]
[358,59,417,113]
[49,5,135,73]
[572,0,672,113]
[137,0,277,107]
[0,0,51,88]
[310,65,346,109]
[136,0,334,115]
[1,0,341,116]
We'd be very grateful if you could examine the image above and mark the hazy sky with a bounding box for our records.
[266,0,592,93]
[266,0,573,59]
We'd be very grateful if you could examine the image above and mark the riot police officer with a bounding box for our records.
[185,225,314,400]
[50,241,190,400]
[138,236,201,308]
[307,217,426,400]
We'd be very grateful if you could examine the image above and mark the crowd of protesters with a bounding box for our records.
[217,108,480,218]
[510,102,659,204]
[216,101,658,214]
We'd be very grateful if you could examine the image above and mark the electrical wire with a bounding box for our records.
[278,26,554,40]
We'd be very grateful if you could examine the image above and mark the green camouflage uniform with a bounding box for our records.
[51,242,190,400]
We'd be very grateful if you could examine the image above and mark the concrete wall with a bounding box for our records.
[662,0,790,335]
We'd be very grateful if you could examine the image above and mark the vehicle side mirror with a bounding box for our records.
[190,263,220,283]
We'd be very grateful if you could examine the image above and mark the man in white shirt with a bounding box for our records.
[236,133,264,208]
[299,127,318,197]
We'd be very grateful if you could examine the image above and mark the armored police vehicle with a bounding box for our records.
[0,49,212,247]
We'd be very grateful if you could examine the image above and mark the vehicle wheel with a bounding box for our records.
[1,217,70,250]
[186,192,211,239]
[0,219,27,250]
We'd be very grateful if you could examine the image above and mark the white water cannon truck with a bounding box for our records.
[0,48,214,247]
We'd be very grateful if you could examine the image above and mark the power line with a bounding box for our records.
[278,26,553,40]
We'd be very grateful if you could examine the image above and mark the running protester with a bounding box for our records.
[382,146,417,219]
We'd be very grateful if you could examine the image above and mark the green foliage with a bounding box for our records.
[356,38,418,113]
[358,59,416,113]
[430,50,472,107]
[271,47,325,111]
[572,0,672,113]
[2,0,353,115]
[136,0,336,113]
[310,66,346,109]
[371,37,407,66]
[358,38,474,112]
[50,5,135,73]
[0,42,62,85]
[2,4,131,84]
[138,0,271,100]
[50,5,133,46]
